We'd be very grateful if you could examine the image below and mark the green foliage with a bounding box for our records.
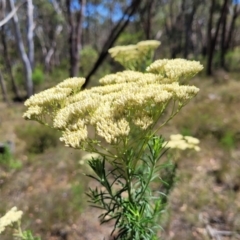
[173,99,229,138]
[16,124,60,154]
[212,50,221,68]
[180,127,192,137]
[12,63,24,86]
[0,145,12,165]
[48,61,69,85]
[34,0,64,25]
[80,46,98,76]
[225,48,240,71]
[87,136,175,239]
[7,159,22,170]
[0,146,22,170]
[32,67,44,85]
[20,230,41,240]
[220,131,235,150]
[70,182,85,212]
[212,48,240,71]
[117,31,144,45]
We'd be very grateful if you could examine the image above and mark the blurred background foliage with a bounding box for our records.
[0,0,240,239]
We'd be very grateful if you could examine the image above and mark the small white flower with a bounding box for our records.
[0,207,23,234]
[165,134,200,151]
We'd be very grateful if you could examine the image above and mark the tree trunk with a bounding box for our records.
[0,1,25,27]
[1,26,21,100]
[225,4,239,50]
[0,0,21,100]
[36,0,65,72]
[183,0,198,58]
[35,26,47,60]
[206,0,215,75]
[165,1,184,58]
[43,0,64,71]
[27,0,34,69]
[8,0,33,97]
[140,0,154,39]
[206,0,229,75]
[83,0,143,88]
[66,0,86,77]
[220,3,228,69]
[45,25,63,72]
[0,69,9,102]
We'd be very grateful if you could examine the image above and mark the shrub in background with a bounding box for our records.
[79,46,98,76]
[0,144,22,170]
[32,67,44,86]
[16,124,60,154]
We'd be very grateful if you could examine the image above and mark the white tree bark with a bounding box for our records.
[8,0,33,97]
[0,1,26,27]
[44,0,63,70]
[27,0,34,69]
[44,25,63,68]
[35,26,47,57]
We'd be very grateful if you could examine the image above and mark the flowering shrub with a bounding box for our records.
[1,40,203,239]
[0,207,40,240]
[165,134,200,151]
[0,207,23,234]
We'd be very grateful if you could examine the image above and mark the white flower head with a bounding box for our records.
[165,134,200,151]
[0,207,23,234]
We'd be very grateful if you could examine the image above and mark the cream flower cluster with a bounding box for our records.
[24,58,202,152]
[23,77,85,123]
[146,59,203,83]
[108,40,161,70]
[0,207,23,234]
[166,134,200,151]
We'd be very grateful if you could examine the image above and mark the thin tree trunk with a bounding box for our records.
[66,0,86,77]
[83,0,142,88]
[225,4,239,50]
[8,0,33,97]
[27,0,34,69]
[35,26,47,59]
[183,0,198,58]
[220,3,228,69]
[206,0,229,75]
[0,69,9,102]
[36,0,65,72]
[0,0,21,99]
[45,25,63,71]
[165,1,184,58]
[43,0,64,71]
[66,0,75,77]
[1,26,21,99]
[140,0,154,39]
[206,0,215,75]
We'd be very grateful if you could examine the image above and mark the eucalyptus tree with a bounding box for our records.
[0,0,21,100]
[66,0,86,77]
[206,0,230,75]
[8,0,34,97]
[220,1,240,69]
[34,0,65,71]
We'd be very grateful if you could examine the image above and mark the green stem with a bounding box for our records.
[136,156,156,202]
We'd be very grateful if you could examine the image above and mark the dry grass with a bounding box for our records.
[1,73,240,239]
